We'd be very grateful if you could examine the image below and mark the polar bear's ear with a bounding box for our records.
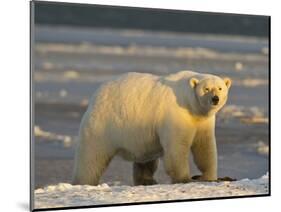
[190,78,199,88]
[224,77,232,89]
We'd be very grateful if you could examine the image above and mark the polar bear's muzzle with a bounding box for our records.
[211,95,219,105]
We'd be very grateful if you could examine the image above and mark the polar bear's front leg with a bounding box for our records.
[159,114,196,184]
[191,127,217,181]
[160,128,195,184]
[163,143,192,183]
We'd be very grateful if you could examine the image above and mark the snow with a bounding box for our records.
[34,173,269,209]
[256,141,269,155]
[34,125,74,148]
[35,43,267,62]
[219,105,268,124]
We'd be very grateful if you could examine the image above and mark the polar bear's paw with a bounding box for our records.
[135,178,158,186]
[192,175,237,182]
[217,176,237,182]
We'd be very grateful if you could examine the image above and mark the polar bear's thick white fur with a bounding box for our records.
[72,71,231,185]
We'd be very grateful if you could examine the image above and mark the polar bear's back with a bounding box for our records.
[84,72,171,157]
[93,72,162,117]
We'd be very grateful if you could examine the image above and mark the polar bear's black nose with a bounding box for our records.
[212,95,219,105]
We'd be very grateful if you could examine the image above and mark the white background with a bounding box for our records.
[0,0,279,211]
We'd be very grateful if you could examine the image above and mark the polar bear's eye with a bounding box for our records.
[219,87,222,91]
[205,88,209,92]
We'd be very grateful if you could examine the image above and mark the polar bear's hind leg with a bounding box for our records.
[72,139,116,186]
[133,159,159,185]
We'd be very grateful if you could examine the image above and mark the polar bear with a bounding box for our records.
[72,71,231,186]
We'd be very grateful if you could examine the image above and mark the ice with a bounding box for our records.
[234,62,244,71]
[256,141,269,155]
[59,89,68,97]
[35,43,267,62]
[63,70,80,79]
[34,125,75,148]
[219,105,268,124]
[234,79,268,87]
[34,174,269,209]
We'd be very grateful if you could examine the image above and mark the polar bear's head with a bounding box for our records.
[189,76,231,116]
